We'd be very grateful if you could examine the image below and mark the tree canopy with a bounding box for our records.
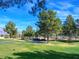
[37,10,61,41]
[63,15,76,36]
[0,0,46,15]
[4,21,17,38]
[22,25,35,37]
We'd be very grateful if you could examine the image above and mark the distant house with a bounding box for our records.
[76,24,79,29]
[0,28,9,39]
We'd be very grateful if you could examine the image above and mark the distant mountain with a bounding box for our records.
[0,28,8,35]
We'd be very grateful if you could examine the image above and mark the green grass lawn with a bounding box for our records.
[0,39,79,59]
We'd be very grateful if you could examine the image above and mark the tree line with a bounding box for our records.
[4,10,79,42]
[1,0,79,42]
[36,10,79,42]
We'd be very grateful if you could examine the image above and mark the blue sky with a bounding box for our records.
[0,0,79,32]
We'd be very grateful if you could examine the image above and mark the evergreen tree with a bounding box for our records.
[75,19,79,36]
[37,10,61,42]
[0,0,46,15]
[63,15,76,42]
[22,26,35,40]
[5,21,17,38]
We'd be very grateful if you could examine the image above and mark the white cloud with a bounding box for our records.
[0,24,5,28]
[48,2,61,9]
[59,2,74,10]
[56,10,79,20]
[48,2,75,10]
[57,10,71,16]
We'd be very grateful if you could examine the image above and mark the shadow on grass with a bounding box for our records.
[56,40,79,43]
[13,50,79,59]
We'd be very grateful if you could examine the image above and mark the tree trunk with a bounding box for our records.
[75,29,78,40]
[68,31,72,43]
[55,33,58,41]
[46,34,49,43]
[44,35,46,40]
[68,36,71,43]
[10,34,12,38]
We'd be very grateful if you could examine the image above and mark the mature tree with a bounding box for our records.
[21,30,26,40]
[75,19,79,36]
[37,10,48,40]
[4,21,17,38]
[63,15,76,42]
[0,0,46,15]
[53,18,62,40]
[22,26,35,40]
[37,10,61,42]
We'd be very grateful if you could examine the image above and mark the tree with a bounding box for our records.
[0,0,46,15]
[53,18,62,40]
[63,15,76,42]
[4,21,17,38]
[22,26,35,40]
[75,19,79,36]
[37,10,61,42]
